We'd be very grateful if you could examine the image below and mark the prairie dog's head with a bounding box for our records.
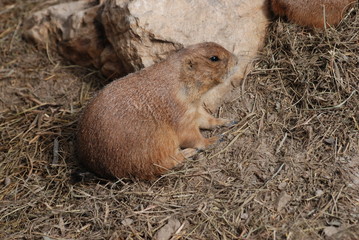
[179,42,238,93]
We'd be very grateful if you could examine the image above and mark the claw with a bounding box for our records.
[226,120,238,127]
[218,134,225,142]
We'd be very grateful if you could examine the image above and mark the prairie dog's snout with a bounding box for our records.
[226,54,239,79]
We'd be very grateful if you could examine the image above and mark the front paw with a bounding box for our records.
[207,135,222,145]
[225,119,238,127]
[218,118,238,127]
[196,135,224,151]
[180,148,201,159]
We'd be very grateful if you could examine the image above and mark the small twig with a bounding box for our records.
[0,27,13,39]
[304,90,357,111]
[52,138,59,165]
[45,40,56,65]
[276,133,288,154]
[264,163,286,186]
[8,20,21,51]
[322,5,327,32]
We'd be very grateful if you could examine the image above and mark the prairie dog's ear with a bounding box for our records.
[184,57,197,71]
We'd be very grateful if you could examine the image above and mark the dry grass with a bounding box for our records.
[1,1,358,239]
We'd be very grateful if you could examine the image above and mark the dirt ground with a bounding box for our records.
[1,1,358,239]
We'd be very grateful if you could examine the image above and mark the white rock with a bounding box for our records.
[23,0,269,109]
[102,0,269,109]
[23,0,124,78]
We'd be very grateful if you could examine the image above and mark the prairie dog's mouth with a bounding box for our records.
[227,54,239,76]
[223,62,240,82]
[216,55,239,84]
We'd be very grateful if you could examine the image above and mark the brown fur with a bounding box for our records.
[76,42,237,180]
[271,0,354,28]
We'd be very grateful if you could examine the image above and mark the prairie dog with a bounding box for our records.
[76,42,238,180]
[271,0,354,28]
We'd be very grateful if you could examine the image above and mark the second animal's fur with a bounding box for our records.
[76,42,238,180]
[271,0,354,28]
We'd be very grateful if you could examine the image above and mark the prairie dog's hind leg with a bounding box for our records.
[180,148,198,158]
[178,123,220,150]
[155,148,197,174]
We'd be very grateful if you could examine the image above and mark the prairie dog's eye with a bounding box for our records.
[210,56,220,62]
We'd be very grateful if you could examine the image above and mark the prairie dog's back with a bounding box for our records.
[77,60,185,178]
[271,0,354,28]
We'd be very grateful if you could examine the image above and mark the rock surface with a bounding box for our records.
[23,0,123,78]
[23,0,270,109]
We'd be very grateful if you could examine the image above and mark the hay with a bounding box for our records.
[1,1,358,239]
